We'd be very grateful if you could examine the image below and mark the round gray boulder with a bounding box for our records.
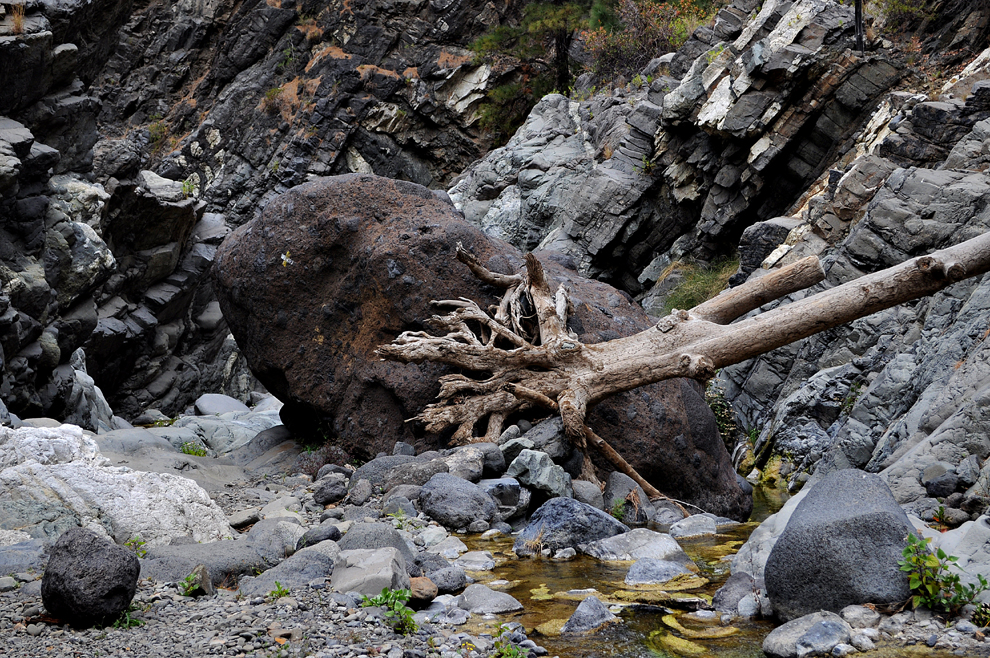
[513,497,629,557]
[764,470,912,622]
[42,528,140,626]
[418,473,498,530]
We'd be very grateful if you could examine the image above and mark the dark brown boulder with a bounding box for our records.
[212,174,750,519]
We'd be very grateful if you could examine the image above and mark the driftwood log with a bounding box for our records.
[377,231,990,503]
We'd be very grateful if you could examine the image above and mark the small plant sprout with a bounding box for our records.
[386,507,407,529]
[112,606,144,629]
[267,581,291,601]
[124,535,147,558]
[361,587,418,635]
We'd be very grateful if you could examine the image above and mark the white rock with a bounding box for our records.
[0,424,234,546]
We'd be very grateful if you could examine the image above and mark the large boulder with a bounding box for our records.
[514,497,629,557]
[42,527,140,626]
[764,470,913,622]
[418,473,499,530]
[212,174,750,519]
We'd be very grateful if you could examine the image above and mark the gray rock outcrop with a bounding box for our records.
[764,470,913,621]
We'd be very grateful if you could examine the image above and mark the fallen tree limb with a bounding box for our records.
[378,232,990,509]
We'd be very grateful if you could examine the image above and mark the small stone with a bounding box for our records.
[927,634,938,647]
[0,576,17,592]
[851,633,875,651]
[26,623,43,636]
[954,620,978,634]
[831,643,857,656]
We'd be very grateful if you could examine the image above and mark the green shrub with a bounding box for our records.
[899,532,988,615]
[610,498,626,521]
[661,257,739,315]
[180,441,207,457]
[584,0,711,81]
[492,623,528,658]
[180,572,198,596]
[361,587,418,635]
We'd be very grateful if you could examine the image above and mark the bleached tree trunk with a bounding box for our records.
[378,232,990,502]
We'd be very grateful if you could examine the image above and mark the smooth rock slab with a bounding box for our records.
[330,548,410,597]
[42,528,140,626]
[141,541,272,586]
[1,425,234,546]
[457,583,523,614]
[669,514,717,538]
[514,497,628,557]
[455,551,495,571]
[194,393,250,415]
[624,558,694,585]
[238,540,340,597]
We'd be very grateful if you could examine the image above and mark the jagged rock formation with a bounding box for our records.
[449,0,915,294]
[722,80,990,506]
[93,0,515,225]
[1,0,518,423]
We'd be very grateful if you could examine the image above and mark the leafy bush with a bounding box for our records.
[362,587,418,635]
[661,257,739,315]
[583,0,710,81]
[148,121,168,151]
[610,498,627,521]
[899,532,989,615]
[492,623,528,658]
[180,572,198,596]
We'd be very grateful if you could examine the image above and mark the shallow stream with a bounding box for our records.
[457,487,792,658]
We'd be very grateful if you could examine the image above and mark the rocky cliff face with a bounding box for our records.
[444,0,990,521]
[450,0,912,293]
[0,0,521,424]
